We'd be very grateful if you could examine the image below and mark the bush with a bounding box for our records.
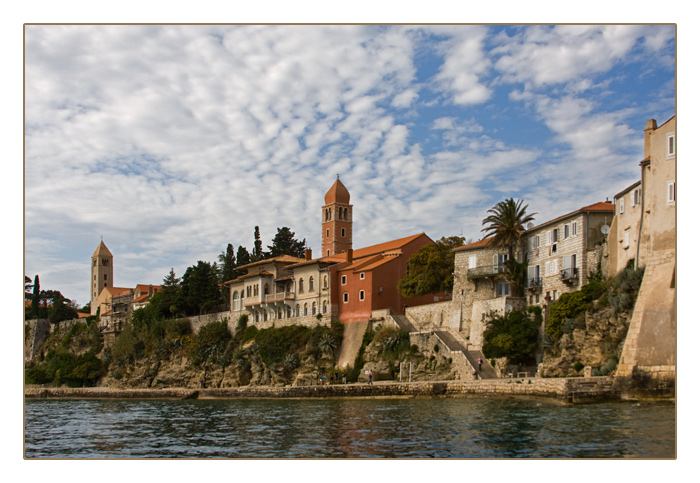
[190,321,232,367]
[25,350,105,386]
[482,309,540,365]
[573,361,584,372]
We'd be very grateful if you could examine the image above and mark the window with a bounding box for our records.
[323,276,328,289]
[299,279,304,293]
[304,304,308,316]
[341,228,346,237]
[667,133,675,157]
[359,290,365,301]
[552,228,558,243]
[619,197,624,214]
[632,188,641,206]
[343,292,349,303]
[564,224,570,239]
[360,272,365,280]
[341,275,347,285]
[468,256,476,269]
[323,301,327,314]
[623,228,630,248]
[552,290,557,301]
[312,302,316,315]
[667,181,676,204]
[309,277,314,291]
[572,222,578,236]
[493,253,508,272]
[545,259,558,275]
[497,282,510,296]
[326,229,330,238]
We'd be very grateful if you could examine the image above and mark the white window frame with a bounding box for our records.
[572,221,578,236]
[564,224,570,239]
[359,290,365,301]
[667,180,676,204]
[631,188,640,207]
[468,255,477,269]
[619,197,625,214]
[341,275,347,285]
[667,133,675,157]
[343,292,349,303]
[359,272,365,280]
[623,228,630,248]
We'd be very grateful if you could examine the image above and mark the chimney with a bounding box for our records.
[305,249,312,261]
[148,285,153,296]
[644,119,657,159]
[346,248,353,264]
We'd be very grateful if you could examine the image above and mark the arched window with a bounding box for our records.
[309,276,314,291]
[304,303,308,316]
[295,304,300,317]
[344,208,348,220]
[255,311,260,322]
[312,302,316,315]
[323,275,328,289]
[287,306,292,318]
[299,278,304,293]
[323,300,328,314]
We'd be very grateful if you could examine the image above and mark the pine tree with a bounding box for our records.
[31,275,40,319]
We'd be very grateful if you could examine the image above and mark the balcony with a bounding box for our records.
[264,291,296,303]
[526,277,542,292]
[561,267,579,282]
[467,265,505,280]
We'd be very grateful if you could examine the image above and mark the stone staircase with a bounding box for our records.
[388,314,418,333]
[337,320,371,370]
[433,330,498,379]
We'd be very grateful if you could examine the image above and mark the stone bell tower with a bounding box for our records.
[322,178,353,257]
[91,240,113,315]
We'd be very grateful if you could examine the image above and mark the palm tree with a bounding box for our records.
[481,198,536,261]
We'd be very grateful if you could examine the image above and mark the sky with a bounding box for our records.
[23,23,676,306]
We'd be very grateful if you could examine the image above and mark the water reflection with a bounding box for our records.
[24,398,675,459]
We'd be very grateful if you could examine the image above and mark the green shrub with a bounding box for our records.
[482,309,539,365]
[190,321,232,367]
[25,350,105,386]
[241,325,258,343]
[573,361,584,372]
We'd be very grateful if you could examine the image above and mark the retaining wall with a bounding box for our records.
[24,377,619,404]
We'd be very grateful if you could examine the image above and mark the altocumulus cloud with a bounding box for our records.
[24,24,675,304]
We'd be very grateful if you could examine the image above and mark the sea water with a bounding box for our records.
[24,397,675,458]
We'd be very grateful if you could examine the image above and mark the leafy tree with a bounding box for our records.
[481,198,536,261]
[25,276,33,301]
[219,243,237,282]
[236,245,251,268]
[397,236,465,297]
[179,261,223,315]
[48,294,79,324]
[482,306,541,365]
[154,268,182,318]
[267,227,306,258]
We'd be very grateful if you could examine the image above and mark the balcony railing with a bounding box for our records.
[527,277,542,288]
[264,291,296,303]
[561,267,578,280]
[467,265,505,279]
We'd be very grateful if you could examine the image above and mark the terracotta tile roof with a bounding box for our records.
[526,201,614,232]
[324,178,351,204]
[237,255,306,272]
[453,236,494,252]
[101,287,132,297]
[353,233,428,259]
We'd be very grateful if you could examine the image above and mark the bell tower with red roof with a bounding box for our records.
[322,178,353,257]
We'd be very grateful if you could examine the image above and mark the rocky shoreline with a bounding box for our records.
[25,376,625,404]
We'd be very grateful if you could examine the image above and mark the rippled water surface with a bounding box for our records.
[24,398,675,458]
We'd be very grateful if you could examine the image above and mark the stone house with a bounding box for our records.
[451,237,527,347]
[615,116,676,388]
[610,181,643,274]
[524,201,614,307]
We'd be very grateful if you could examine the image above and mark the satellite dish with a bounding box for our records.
[601,224,610,235]
[505,304,513,313]
[526,222,534,230]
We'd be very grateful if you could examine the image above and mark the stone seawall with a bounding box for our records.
[25,377,620,404]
